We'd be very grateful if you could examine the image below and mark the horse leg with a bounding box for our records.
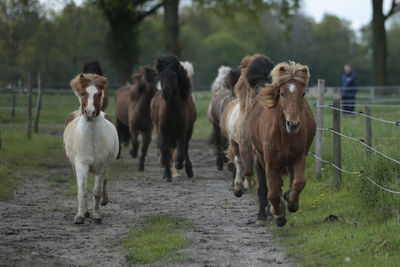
[284,166,294,203]
[287,155,306,213]
[266,166,287,227]
[228,162,236,186]
[184,141,194,178]
[139,132,151,171]
[101,176,109,206]
[240,144,254,190]
[74,162,89,224]
[213,123,224,171]
[175,139,185,170]
[161,136,172,182]
[129,127,139,159]
[255,160,268,226]
[92,172,105,224]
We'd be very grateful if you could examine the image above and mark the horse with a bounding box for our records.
[221,54,275,197]
[114,66,158,170]
[150,55,197,182]
[248,61,316,227]
[207,66,241,170]
[64,73,119,224]
[82,61,108,111]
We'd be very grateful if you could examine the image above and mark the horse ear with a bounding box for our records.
[97,76,108,87]
[79,74,90,89]
[279,66,285,72]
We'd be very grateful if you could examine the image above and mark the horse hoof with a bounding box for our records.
[216,158,223,171]
[129,149,137,158]
[164,176,172,182]
[101,199,109,206]
[283,190,290,202]
[287,203,299,213]
[175,162,183,170]
[234,190,243,198]
[275,216,287,227]
[138,165,144,171]
[74,216,85,224]
[92,217,102,224]
[186,169,194,178]
[84,211,90,218]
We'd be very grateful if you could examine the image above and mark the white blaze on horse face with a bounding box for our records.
[289,83,296,93]
[85,85,98,120]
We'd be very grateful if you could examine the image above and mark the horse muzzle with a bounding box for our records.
[84,108,96,122]
[286,120,301,135]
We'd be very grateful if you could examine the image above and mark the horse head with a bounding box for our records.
[78,74,107,122]
[156,55,191,100]
[225,66,241,96]
[132,66,158,98]
[258,61,310,135]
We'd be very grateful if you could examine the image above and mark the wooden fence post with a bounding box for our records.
[315,79,325,179]
[11,84,16,118]
[34,72,42,133]
[27,71,32,139]
[333,98,341,188]
[364,106,372,158]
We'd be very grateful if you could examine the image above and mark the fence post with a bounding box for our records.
[315,79,325,179]
[11,84,16,118]
[34,72,42,134]
[333,98,341,188]
[18,79,22,95]
[27,71,32,139]
[363,106,372,158]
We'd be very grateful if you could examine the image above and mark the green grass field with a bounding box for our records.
[1,91,400,265]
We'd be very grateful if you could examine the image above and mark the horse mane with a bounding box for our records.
[180,61,194,79]
[225,66,241,94]
[83,61,103,76]
[155,55,191,100]
[211,65,231,94]
[130,66,157,99]
[70,73,107,104]
[258,61,310,108]
[235,54,275,111]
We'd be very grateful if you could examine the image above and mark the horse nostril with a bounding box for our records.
[295,121,301,127]
[286,121,291,127]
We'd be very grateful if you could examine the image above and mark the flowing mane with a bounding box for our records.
[70,73,107,105]
[258,61,310,108]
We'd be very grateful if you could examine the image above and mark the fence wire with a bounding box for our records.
[309,152,400,194]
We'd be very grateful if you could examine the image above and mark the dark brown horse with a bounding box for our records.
[207,66,241,170]
[248,61,316,227]
[151,55,197,182]
[115,66,158,171]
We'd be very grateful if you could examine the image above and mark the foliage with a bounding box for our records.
[123,215,187,264]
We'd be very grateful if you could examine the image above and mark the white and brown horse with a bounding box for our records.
[64,74,119,224]
[248,61,316,227]
[221,54,275,197]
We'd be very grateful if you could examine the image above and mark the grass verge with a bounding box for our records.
[123,215,188,264]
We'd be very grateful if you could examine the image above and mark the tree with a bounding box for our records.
[163,0,180,56]
[94,0,163,84]
[371,0,400,85]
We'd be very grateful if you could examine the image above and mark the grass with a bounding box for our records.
[0,128,62,199]
[272,105,400,266]
[123,215,188,264]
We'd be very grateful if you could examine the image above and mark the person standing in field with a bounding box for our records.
[340,64,358,114]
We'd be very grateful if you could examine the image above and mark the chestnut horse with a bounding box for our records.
[248,61,316,227]
[114,67,158,170]
[82,61,108,111]
[221,54,274,197]
[151,55,197,182]
[208,66,241,170]
[64,74,119,224]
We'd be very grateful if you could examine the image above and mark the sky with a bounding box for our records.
[40,0,394,32]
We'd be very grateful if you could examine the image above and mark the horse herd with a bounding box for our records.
[63,53,316,227]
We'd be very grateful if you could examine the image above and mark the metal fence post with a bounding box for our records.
[315,79,325,179]
[333,98,341,188]
[364,106,372,159]
[27,71,32,139]
[34,72,42,134]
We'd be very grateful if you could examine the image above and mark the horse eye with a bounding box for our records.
[302,92,305,97]
[280,92,285,97]
[81,92,84,96]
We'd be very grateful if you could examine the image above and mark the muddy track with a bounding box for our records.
[0,138,294,267]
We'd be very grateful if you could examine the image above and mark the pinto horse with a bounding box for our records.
[208,66,241,170]
[248,61,316,227]
[221,54,275,196]
[151,55,197,182]
[82,61,108,111]
[115,67,158,170]
[64,74,119,224]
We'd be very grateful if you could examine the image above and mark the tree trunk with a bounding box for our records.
[164,0,180,56]
[372,0,388,86]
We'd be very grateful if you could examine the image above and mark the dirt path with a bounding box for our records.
[0,138,294,267]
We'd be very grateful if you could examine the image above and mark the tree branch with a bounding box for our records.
[385,0,400,20]
[137,1,164,21]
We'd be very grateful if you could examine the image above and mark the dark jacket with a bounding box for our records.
[340,72,358,97]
